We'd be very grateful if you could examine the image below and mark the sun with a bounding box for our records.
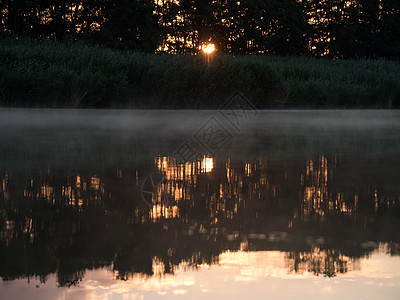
[201,43,216,54]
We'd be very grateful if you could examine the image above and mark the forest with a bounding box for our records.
[1,1,399,108]
[1,0,399,59]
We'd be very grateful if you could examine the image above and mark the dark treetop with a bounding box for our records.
[1,0,399,58]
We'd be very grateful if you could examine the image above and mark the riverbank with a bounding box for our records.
[1,37,399,108]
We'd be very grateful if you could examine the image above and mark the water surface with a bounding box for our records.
[0,109,399,299]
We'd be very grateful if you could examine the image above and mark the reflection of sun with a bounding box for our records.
[202,157,214,173]
[201,43,216,54]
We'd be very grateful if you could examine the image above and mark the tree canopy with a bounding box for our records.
[1,0,399,58]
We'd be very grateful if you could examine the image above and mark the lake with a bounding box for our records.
[0,109,399,300]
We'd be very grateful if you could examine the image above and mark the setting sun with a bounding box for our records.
[201,43,216,54]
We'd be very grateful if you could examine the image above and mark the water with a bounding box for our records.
[0,109,399,300]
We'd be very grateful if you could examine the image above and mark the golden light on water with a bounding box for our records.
[201,156,214,173]
[9,247,400,299]
[201,43,216,54]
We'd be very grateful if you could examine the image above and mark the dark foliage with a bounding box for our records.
[1,37,399,108]
[0,0,399,58]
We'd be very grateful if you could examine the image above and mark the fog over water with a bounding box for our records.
[1,109,399,159]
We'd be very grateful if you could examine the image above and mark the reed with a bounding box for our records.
[1,37,399,108]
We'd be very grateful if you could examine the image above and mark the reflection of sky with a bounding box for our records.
[1,249,399,300]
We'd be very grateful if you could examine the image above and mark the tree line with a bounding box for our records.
[1,0,399,58]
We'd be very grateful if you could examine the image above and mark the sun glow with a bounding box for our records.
[201,157,214,173]
[201,43,216,54]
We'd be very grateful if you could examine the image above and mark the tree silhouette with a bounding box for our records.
[0,0,399,57]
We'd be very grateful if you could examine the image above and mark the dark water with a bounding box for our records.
[0,109,399,299]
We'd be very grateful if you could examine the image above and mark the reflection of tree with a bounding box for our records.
[298,155,357,222]
[0,153,400,285]
[285,246,359,277]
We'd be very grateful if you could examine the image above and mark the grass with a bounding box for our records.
[1,37,399,108]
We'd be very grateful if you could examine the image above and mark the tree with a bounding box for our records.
[0,0,399,58]
[97,0,160,52]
